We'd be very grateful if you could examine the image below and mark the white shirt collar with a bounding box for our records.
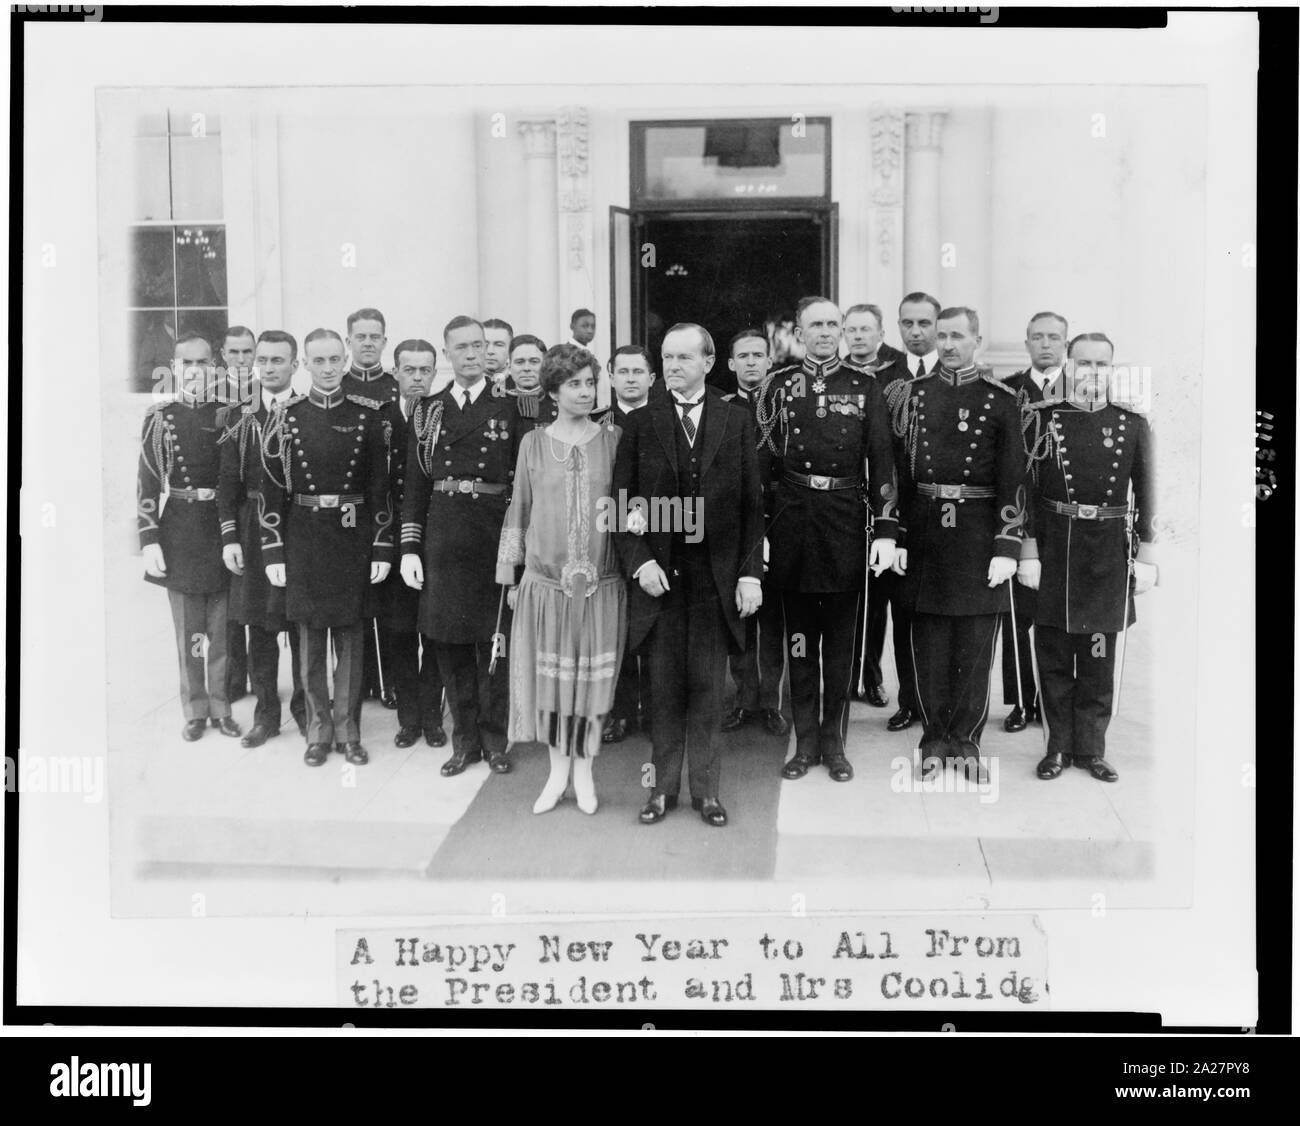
[455,378,486,404]
[617,398,648,412]
[674,387,706,407]
[909,349,939,376]
[1031,366,1061,391]
[262,387,292,412]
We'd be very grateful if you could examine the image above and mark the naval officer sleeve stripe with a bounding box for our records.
[401,522,423,543]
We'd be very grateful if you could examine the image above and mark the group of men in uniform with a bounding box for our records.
[138,292,1155,791]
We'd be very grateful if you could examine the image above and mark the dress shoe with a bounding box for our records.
[824,754,854,783]
[1076,757,1118,783]
[639,794,669,824]
[486,748,512,774]
[181,719,206,742]
[781,753,819,780]
[886,707,915,732]
[865,685,889,708]
[211,716,242,738]
[697,797,728,827]
[1036,751,1070,780]
[304,742,330,767]
[1003,706,1028,733]
[379,687,398,710]
[440,748,482,777]
[240,723,278,748]
[394,725,421,748]
[720,708,750,732]
[424,724,448,748]
[601,717,628,744]
[342,741,369,765]
[760,709,791,737]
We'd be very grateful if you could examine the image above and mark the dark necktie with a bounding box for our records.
[676,396,700,444]
[915,359,926,379]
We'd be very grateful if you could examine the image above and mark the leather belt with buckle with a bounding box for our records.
[1042,499,1130,520]
[294,493,365,509]
[917,483,995,500]
[169,486,216,501]
[783,470,862,491]
[433,479,508,496]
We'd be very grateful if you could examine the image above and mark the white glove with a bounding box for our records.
[1132,560,1158,596]
[892,547,908,575]
[400,554,424,590]
[869,538,896,576]
[987,556,1017,587]
[142,543,167,578]
[1016,559,1041,590]
[626,506,648,536]
[370,561,391,584]
[265,563,286,587]
[506,586,519,611]
[222,543,244,575]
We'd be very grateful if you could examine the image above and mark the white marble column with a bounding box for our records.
[517,118,560,344]
[867,107,906,332]
[904,109,948,299]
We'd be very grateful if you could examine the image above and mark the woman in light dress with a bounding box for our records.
[496,344,627,814]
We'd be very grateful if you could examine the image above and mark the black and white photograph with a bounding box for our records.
[12,6,1273,1042]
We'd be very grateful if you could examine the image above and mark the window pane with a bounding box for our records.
[133,137,172,221]
[130,309,176,394]
[177,309,230,358]
[169,135,223,219]
[130,227,176,307]
[636,121,828,204]
[175,226,227,307]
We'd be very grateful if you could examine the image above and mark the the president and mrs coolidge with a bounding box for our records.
[138,296,1157,830]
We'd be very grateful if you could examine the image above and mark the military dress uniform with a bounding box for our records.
[722,384,788,731]
[1023,397,1154,776]
[344,362,400,708]
[882,364,1027,766]
[216,393,306,738]
[401,378,523,774]
[137,394,233,727]
[258,386,394,762]
[756,353,899,780]
[380,395,446,743]
[996,367,1058,720]
[500,383,558,433]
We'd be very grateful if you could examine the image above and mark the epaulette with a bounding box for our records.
[346,393,384,410]
[982,372,1016,394]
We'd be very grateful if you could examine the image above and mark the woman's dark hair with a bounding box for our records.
[540,343,601,396]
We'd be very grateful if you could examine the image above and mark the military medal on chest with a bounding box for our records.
[1102,426,1114,449]
[486,418,499,441]
[815,395,827,419]
[811,372,826,394]
[957,408,970,432]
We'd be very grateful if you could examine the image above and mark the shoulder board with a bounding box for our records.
[982,373,1016,394]
[346,393,384,410]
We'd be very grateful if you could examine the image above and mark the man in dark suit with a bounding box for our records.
[384,340,447,750]
[400,316,524,777]
[602,345,657,744]
[217,329,306,747]
[613,323,765,828]
[996,310,1069,731]
[219,324,257,704]
[720,328,789,739]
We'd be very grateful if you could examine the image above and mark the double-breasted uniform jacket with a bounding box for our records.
[882,365,1027,616]
[842,340,906,377]
[257,386,394,629]
[344,364,398,406]
[217,396,288,629]
[754,353,899,593]
[612,387,765,654]
[400,381,524,643]
[498,382,559,433]
[1024,399,1154,633]
[137,396,229,595]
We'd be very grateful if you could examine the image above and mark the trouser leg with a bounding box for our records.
[385,627,421,729]
[417,636,445,730]
[226,620,248,698]
[729,615,760,712]
[435,642,481,756]
[247,624,283,730]
[910,611,952,757]
[1034,625,1076,759]
[682,555,728,803]
[644,590,688,800]
[891,581,918,711]
[1001,582,1038,706]
[167,589,209,721]
[782,592,823,762]
[202,591,231,719]
[863,567,887,690]
[299,625,335,745]
[817,591,860,759]
[1072,630,1117,761]
[331,623,365,743]
[286,626,307,731]
[756,588,786,712]
[476,639,509,756]
[948,613,1000,755]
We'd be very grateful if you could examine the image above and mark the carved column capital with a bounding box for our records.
[517,117,557,158]
[904,108,949,153]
